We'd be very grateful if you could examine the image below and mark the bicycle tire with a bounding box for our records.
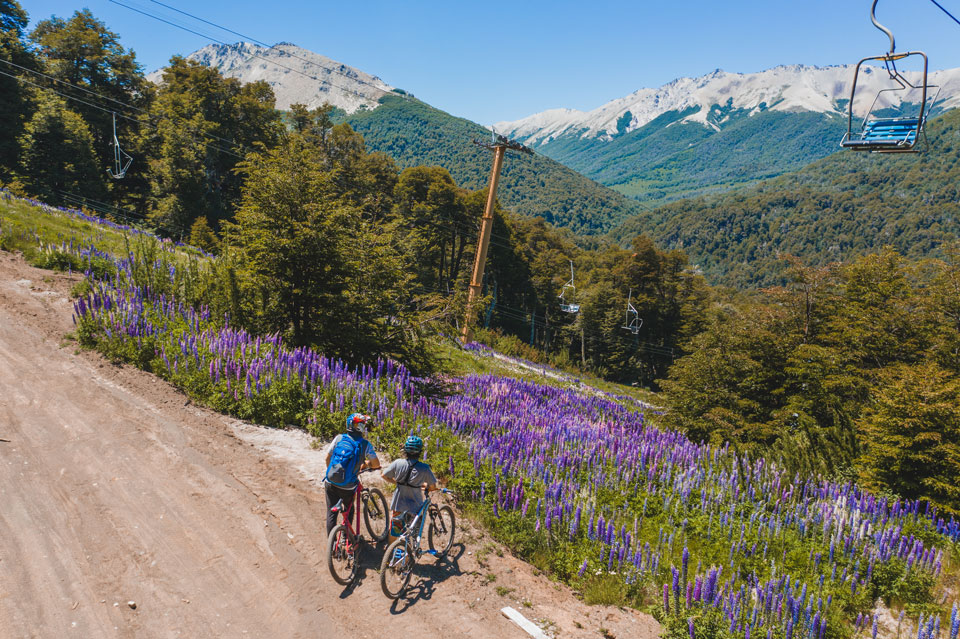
[427,505,456,558]
[380,538,413,599]
[363,487,389,542]
[327,524,358,586]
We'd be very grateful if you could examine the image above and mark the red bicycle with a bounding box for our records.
[327,469,389,585]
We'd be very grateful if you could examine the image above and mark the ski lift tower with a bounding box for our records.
[462,133,532,343]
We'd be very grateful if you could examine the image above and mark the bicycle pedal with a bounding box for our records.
[425,549,438,556]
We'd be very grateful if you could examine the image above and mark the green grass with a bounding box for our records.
[430,336,662,411]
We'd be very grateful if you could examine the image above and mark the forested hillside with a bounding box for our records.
[612,108,960,287]
[342,95,643,234]
[544,110,846,205]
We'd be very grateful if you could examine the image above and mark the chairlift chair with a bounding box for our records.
[107,112,133,179]
[558,260,580,313]
[622,289,643,335]
[840,0,940,153]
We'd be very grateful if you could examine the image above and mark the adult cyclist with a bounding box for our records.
[382,435,437,542]
[324,413,381,536]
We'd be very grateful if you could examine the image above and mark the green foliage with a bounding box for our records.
[29,8,149,201]
[188,216,218,254]
[0,0,35,181]
[146,56,283,236]
[17,92,105,205]
[343,95,643,234]
[664,248,960,506]
[611,109,960,288]
[858,362,960,513]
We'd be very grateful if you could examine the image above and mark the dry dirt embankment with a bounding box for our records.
[0,251,658,639]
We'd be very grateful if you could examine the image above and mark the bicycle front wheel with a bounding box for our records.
[327,524,358,586]
[380,538,414,599]
[427,505,456,559]
[363,487,389,542]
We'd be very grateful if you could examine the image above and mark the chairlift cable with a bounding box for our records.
[928,0,960,27]
[0,69,247,160]
[144,0,403,99]
[110,0,395,102]
[0,58,252,154]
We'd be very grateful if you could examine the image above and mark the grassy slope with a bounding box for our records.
[5,195,958,635]
[342,96,644,235]
[609,108,960,288]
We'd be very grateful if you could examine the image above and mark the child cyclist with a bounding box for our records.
[381,436,437,542]
[324,413,381,536]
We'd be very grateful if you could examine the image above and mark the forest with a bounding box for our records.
[611,108,960,288]
[2,2,960,515]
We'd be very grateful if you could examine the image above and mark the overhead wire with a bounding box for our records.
[109,0,395,103]
[143,0,396,98]
[0,57,260,156]
[928,0,960,27]
[0,68,247,160]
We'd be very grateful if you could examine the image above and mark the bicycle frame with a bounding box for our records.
[333,477,368,550]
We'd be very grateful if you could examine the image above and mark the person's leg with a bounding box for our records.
[326,483,350,535]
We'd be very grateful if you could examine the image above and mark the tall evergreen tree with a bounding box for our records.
[0,0,35,181]
[17,92,105,204]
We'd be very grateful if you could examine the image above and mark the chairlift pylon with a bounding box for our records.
[622,289,642,334]
[558,260,580,313]
[840,0,940,153]
[107,112,134,179]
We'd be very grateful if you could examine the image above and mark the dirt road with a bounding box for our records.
[0,252,658,639]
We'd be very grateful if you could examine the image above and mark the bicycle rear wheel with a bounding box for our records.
[363,487,389,542]
[327,524,358,586]
[380,538,414,599]
[427,505,456,558]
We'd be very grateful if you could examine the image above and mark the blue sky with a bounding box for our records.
[24,0,960,124]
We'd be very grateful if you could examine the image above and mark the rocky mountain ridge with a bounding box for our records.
[147,42,393,113]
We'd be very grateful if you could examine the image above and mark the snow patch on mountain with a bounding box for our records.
[147,42,394,113]
[495,64,960,144]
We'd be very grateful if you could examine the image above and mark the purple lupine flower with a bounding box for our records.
[688,618,695,639]
[578,558,588,577]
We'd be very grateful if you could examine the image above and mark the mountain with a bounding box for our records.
[342,95,643,234]
[155,42,645,235]
[496,65,960,206]
[609,107,960,288]
[147,42,393,113]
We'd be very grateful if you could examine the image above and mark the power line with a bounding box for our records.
[0,68,247,160]
[144,0,396,99]
[0,56,258,155]
[110,0,394,104]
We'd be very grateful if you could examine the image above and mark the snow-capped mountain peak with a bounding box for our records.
[147,42,394,114]
[495,64,960,144]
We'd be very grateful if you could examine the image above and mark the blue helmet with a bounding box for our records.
[404,435,424,456]
[346,413,370,432]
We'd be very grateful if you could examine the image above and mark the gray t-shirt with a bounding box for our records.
[325,433,378,490]
[382,458,437,514]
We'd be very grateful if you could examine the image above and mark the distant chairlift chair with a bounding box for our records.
[840,0,940,153]
[622,290,642,335]
[107,112,134,179]
[558,260,580,313]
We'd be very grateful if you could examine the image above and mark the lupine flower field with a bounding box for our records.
[3,193,959,639]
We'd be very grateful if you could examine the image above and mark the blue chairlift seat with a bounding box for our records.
[842,117,920,150]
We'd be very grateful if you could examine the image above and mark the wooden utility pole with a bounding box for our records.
[462,134,532,343]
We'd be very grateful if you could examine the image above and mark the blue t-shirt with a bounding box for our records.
[325,433,378,490]
[382,458,437,514]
